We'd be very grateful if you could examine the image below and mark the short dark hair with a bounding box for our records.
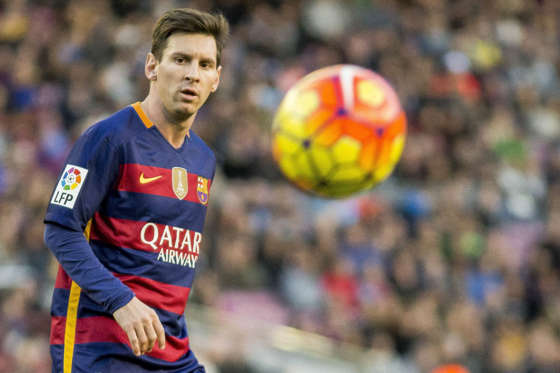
[151,8,229,66]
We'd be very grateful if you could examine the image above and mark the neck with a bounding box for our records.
[140,94,194,149]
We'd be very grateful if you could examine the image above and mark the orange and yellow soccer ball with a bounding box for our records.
[272,64,407,198]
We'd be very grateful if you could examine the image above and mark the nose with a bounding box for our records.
[184,61,200,82]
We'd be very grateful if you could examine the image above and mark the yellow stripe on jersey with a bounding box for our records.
[63,281,81,373]
[63,220,91,373]
[132,102,154,128]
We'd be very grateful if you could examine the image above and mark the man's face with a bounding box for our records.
[152,33,221,122]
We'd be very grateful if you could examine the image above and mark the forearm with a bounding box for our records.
[45,222,134,313]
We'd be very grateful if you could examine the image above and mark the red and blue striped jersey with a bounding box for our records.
[45,102,214,372]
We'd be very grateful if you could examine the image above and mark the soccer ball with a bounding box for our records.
[272,65,407,198]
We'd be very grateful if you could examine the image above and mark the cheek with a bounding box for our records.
[200,87,213,102]
[159,73,178,97]
[206,74,219,93]
[157,83,172,101]
[158,66,178,83]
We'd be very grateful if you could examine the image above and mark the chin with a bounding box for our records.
[173,104,196,119]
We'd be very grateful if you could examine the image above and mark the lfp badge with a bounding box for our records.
[62,167,83,190]
[51,164,88,209]
[197,176,209,205]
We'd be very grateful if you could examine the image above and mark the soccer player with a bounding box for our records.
[44,8,228,373]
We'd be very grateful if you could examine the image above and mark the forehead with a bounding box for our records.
[163,33,217,61]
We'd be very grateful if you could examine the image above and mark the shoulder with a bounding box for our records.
[189,132,217,179]
[190,132,216,163]
[80,105,143,149]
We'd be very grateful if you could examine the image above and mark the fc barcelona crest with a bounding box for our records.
[172,167,188,200]
[197,176,209,205]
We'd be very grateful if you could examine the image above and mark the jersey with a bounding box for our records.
[44,102,215,372]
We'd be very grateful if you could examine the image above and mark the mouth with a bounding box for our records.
[179,87,198,101]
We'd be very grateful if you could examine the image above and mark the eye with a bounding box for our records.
[200,61,214,69]
[175,57,185,64]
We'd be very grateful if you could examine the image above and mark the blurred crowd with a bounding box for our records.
[0,0,559,372]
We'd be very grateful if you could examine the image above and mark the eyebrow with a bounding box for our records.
[170,52,216,65]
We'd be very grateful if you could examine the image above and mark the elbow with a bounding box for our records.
[44,222,70,251]
[44,223,57,250]
[44,223,52,247]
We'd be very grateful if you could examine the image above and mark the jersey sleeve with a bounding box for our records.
[44,222,134,313]
[44,126,135,313]
[45,126,119,231]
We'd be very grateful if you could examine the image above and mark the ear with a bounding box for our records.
[211,65,222,93]
[145,52,158,81]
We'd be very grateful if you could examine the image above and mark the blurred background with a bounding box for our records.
[1,0,559,372]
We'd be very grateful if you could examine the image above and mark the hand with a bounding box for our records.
[113,296,166,356]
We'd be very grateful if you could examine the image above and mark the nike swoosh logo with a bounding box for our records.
[139,173,162,184]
